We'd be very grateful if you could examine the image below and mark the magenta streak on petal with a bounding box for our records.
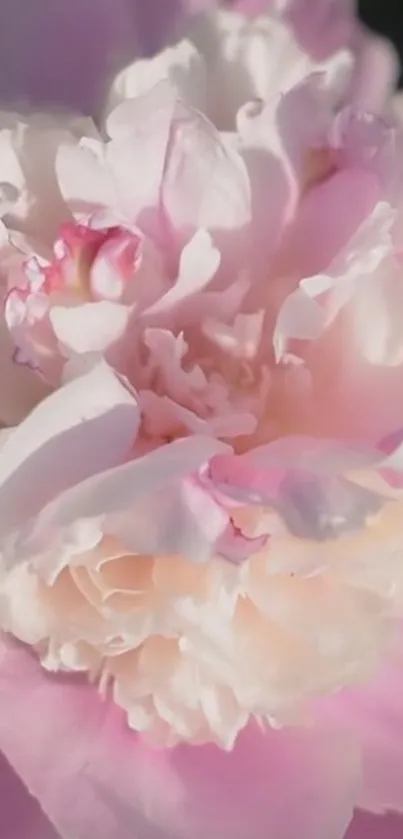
[216,518,269,564]
[207,455,384,541]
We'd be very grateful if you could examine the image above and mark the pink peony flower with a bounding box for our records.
[0,2,403,837]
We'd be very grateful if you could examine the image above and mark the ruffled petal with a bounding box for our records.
[188,4,352,124]
[107,82,252,236]
[12,436,230,581]
[106,39,207,116]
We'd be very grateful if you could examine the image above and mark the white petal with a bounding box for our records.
[106,39,207,116]
[50,302,130,354]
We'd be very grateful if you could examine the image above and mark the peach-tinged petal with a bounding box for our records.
[15,438,231,579]
[0,636,360,839]
[101,475,230,564]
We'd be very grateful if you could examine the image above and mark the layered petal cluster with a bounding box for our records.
[1,4,403,838]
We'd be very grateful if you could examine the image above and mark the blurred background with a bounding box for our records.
[0,0,402,115]
[360,0,403,85]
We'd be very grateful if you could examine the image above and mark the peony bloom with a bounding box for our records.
[0,1,403,837]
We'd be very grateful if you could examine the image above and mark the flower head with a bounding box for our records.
[1,3,403,837]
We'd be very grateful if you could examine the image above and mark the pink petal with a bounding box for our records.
[0,751,59,839]
[90,227,142,301]
[348,30,399,115]
[346,812,403,839]
[105,82,251,236]
[145,230,220,316]
[0,635,360,839]
[313,625,403,823]
[274,200,396,366]
[233,0,354,60]
[105,83,179,224]
[0,361,139,538]
[280,168,380,277]
[97,472,230,565]
[162,103,251,235]
[283,0,354,59]
[237,100,300,259]
[333,632,403,816]
[216,518,268,564]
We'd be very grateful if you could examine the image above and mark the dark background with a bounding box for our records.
[359,0,403,85]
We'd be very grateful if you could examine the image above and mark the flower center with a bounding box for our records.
[42,221,142,302]
[4,219,141,373]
